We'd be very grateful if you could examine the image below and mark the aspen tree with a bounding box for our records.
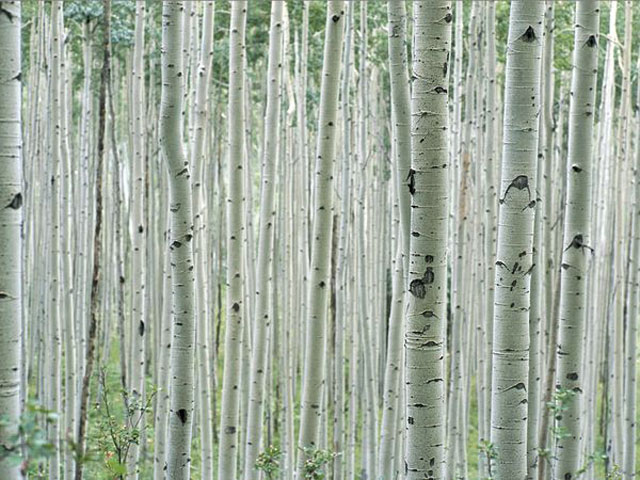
[296,2,345,474]
[160,3,196,478]
[624,53,640,480]
[405,1,452,478]
[554,2,599,477]
[191,3,215,478]
[243,4,284,476]
[528,3,554,477]
[128,3,146,477]
[49,3,63,477]
[217,2,247,478]
[0,2,22,479]
[482,4,497,476]
[76,0,110,478]
[490,1,544,479]
[333,4,354,479]
[379,1,411,476]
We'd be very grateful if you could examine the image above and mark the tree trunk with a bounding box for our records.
[217,2,247,478]
[404,1,452,478]
[490,2,544,479]
[160,3,196,478]
[0,2,22,479]
[296,1,345,474]
[553,2,599,478]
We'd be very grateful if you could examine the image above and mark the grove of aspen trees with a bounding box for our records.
[1,0,639,479]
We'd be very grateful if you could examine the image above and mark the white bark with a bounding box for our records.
[296,1,345,473]
[243,4,284,476]
[405,1,452,478]
[554,2,599,477]
[217,2,247,478]
[160,3,196,478]
[490,2,544,479]
[0,2,22,479]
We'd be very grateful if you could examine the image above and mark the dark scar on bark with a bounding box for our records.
[499,175,531,204]
[406,169,416,195]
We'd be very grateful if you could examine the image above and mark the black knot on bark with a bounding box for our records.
[176,409,188,424]
[406,169,416,195]
[572,164,582,173]
[5,193,21,210]
[521,25,536,43]
[444,12,452,23]
[409,279,426,299]
[332,14,340,23]
[586,35,597,48]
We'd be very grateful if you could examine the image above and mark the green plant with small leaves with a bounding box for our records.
[299,446,339,480]
[255,444,282,479]
[90,369,156,479]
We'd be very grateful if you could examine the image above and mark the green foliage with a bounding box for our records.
[0,402,58,476]
[88,370,156,479]
[255,444,282,479]
[547,387,577,442]
[299,446,338,480]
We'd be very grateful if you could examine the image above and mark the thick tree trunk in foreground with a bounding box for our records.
[161,3,196,479]
[554,2,599,478]
[296,1,345,474]
[404,1,452,478]
[0,2,22,479]
[490,1,544,479]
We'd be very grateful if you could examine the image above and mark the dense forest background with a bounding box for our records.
[0,1,638,479]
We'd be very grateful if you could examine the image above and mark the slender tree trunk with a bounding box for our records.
[128,3,146,477]
[75,1,110,478]
[0,2,22,479]
[296,2,345,474]
[217,2,247,478]
[490,2,544,479]
[243,4,285,476]
[553,2,600,478]
[404,1,452,478]
[191,3,215,479]
[160,3,196,478]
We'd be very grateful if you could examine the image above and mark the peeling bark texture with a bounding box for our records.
[296,1,345,475]
[161,3,196,479]
[490,2,544,479]
[0,2,22,479]
[553,2,599,478]
[217,2,247,479]
[404,1,452,479]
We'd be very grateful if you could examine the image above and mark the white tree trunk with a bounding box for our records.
[0,2,22,479]
[217,2,247,478]
[553,2,599,477]
[296,1,345,474]
[160,3,196,478]
[490,1,544,478]
[404,1,452,478]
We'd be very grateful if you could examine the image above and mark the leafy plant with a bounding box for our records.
[255,444,282,479]
[299,446,339,480]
